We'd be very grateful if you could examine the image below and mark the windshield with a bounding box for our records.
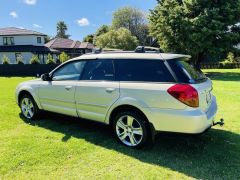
[168,60,207,83]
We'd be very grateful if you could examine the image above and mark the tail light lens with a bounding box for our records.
[167,84,199,107]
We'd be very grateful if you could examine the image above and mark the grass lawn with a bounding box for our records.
[0,69,239,179]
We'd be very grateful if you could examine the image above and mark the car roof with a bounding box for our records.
[70,52,191,61]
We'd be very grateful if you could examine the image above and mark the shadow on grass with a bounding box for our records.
[20,112,240,179]
[205,71,240,81]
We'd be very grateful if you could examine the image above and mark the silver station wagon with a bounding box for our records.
[16,51,221,147]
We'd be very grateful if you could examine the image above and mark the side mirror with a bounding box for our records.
[41,73,51,81]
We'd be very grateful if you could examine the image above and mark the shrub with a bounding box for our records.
[46,54,55,64]
[219,52,237,69]
[219,61,234,69]
[16,56,24,64]
[1,55,10,64]
[59,52,70,63]
[29,55,40,64]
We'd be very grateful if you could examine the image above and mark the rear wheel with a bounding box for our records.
[20,94,39,120]
[113,111,148,147]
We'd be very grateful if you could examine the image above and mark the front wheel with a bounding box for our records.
[20,94,39,120]
[113,111,148,147]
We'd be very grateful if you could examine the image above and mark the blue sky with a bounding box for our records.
[0,0,157,41]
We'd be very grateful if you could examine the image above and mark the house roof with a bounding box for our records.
[0,45,59,53]
[0,27,46,36]
[45,38,94,49]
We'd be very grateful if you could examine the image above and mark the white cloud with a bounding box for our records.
[77,18,90,26]
[33,24,42,28]
[23,0,37,5]
[9,11,18,18]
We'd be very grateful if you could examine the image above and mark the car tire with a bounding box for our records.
[20,94,40,120]
[113,111,148,148]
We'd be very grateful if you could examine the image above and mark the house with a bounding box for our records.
[0,27,59,64]
[45,38,94,58]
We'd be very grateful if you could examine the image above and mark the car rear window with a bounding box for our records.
[114,59,175,82]
[167,60,207,83]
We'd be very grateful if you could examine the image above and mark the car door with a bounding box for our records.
[38,60,86,117]
[75,59,120,122]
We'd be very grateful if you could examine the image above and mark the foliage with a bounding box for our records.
[56,21,70,39]
[59,52,70,63]
[46,54,55,64]
[219,52,237,68]
[0,71,240,179]
[95,28,138,50]
[95,25,110,37]
[1,55,10,64]
[83,34,94,44]
[112,7,149,45]
[16,56,24,64]
[149,0,240,66]
[44,35,52,43]
[29,55,40,64]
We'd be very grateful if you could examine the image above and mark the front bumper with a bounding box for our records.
[144,96,217,134]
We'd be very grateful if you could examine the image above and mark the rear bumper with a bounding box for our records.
[144,96,217,134]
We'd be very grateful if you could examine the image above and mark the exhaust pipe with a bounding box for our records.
[213,118,224,127]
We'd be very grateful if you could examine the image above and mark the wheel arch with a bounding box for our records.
[17,89,41,109]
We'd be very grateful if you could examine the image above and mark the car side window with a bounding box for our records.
[52,61,86,81]
[81,59,114,81]
[114,59,175,82]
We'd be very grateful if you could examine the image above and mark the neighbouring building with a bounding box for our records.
[0,27,59,64]
[45,38,94,58]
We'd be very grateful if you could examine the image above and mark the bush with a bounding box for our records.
[219,61,234,69]
[46,54,55,64]
[16,57,24,64]
[1,55,10,64]
[29,55,40,64]
[59,52,70,63]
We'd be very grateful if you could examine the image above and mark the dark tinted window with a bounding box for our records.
[52,61,86,81]
[81,60,114,81]
[168,60,207,83]
[115,59,175,82]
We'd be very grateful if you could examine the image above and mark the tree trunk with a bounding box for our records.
[195,52,205,70]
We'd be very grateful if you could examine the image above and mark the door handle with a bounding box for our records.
[106,88,115,93]
[65,86,72,91]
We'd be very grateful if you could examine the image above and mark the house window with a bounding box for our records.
[37,37,42,44]
[3,37,14,45]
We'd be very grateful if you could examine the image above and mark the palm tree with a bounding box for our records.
[56,21,70,38]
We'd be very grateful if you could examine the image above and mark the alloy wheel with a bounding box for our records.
[21,97,35,119]
[116,115,143,147]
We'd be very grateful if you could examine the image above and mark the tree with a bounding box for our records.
[150,0,240,67]
[44,35,52,43]
[1,55,10,64]
[95,25,110,37]
[46,54,55,64]
[56,21,70,39]
[29,55,40,64]
[112,7,149,45]
[59,52,70,63]
[83,34,94,44]
[95,28,138,50]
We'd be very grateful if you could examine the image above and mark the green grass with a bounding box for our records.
[0,69,240,179]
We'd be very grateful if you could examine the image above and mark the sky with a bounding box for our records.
[0,0,157,41]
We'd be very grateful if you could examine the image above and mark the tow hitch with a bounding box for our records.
[213,118,224,127]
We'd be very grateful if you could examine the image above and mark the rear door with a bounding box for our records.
[75,59,119,122]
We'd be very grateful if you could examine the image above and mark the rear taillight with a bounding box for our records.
[167,84,199,107]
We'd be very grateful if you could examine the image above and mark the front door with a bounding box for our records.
[75,59,119,122]
[38,61,86,117]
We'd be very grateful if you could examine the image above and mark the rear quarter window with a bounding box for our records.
[167,60,207,83]
[114,59,175,83]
